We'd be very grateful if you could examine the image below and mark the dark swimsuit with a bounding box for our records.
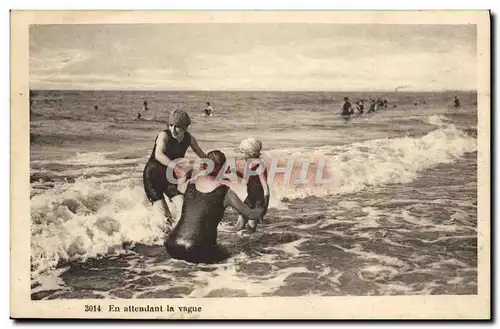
[143,130,191,203]
[165,182,229,263]
[342,101,352,116]
[244,163,267,210]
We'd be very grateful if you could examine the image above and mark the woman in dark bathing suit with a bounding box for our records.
[165,150,265,264]
[143,109,206,225]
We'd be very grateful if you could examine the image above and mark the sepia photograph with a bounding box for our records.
[10,10,490,319]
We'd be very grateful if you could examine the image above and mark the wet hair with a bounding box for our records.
[344,97,348,101]
[207,150,227,174]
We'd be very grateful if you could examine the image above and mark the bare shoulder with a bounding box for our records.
[156,130,169,143]
[194,176,222,193]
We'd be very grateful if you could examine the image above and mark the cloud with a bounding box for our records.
[29,24,477,91]
[178,41,476,90]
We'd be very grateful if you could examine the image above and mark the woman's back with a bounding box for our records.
[164,149,264,263]
[165,179,229,263]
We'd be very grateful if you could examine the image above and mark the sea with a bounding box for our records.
[29,90,478,299]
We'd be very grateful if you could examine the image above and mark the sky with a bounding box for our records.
[29,24,477,91]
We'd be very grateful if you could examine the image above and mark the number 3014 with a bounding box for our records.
[85,305,102,312]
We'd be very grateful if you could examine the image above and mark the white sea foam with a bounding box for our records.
[268,121,477,201]
[29,117,476,278]
[30,178,168,278]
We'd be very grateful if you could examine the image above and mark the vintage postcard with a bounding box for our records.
[11,10,490,319]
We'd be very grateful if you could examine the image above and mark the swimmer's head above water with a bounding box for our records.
[168,109,191,138]
[207,150,227,175]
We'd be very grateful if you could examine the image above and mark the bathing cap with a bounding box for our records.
[238,138,262,157]
[168,109,191,129]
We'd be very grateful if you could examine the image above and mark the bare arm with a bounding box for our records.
[190,136,207,158]
[224,189,263,220]
[154,131,174,167]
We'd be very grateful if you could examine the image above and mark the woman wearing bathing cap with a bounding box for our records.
[143,109,207,225]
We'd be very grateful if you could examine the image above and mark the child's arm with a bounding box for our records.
[224,190,264,221]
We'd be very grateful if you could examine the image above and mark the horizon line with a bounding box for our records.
[29,88,478,93]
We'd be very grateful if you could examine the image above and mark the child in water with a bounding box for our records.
[235,138,270,233]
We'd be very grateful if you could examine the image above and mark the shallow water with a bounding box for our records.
[29,90,477,299]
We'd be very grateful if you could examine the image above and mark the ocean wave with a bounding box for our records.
[30,178,170,278]
[423,114,452,126]
[30,116,476,278]
[267,119,477,201]
[32,152,146,167]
